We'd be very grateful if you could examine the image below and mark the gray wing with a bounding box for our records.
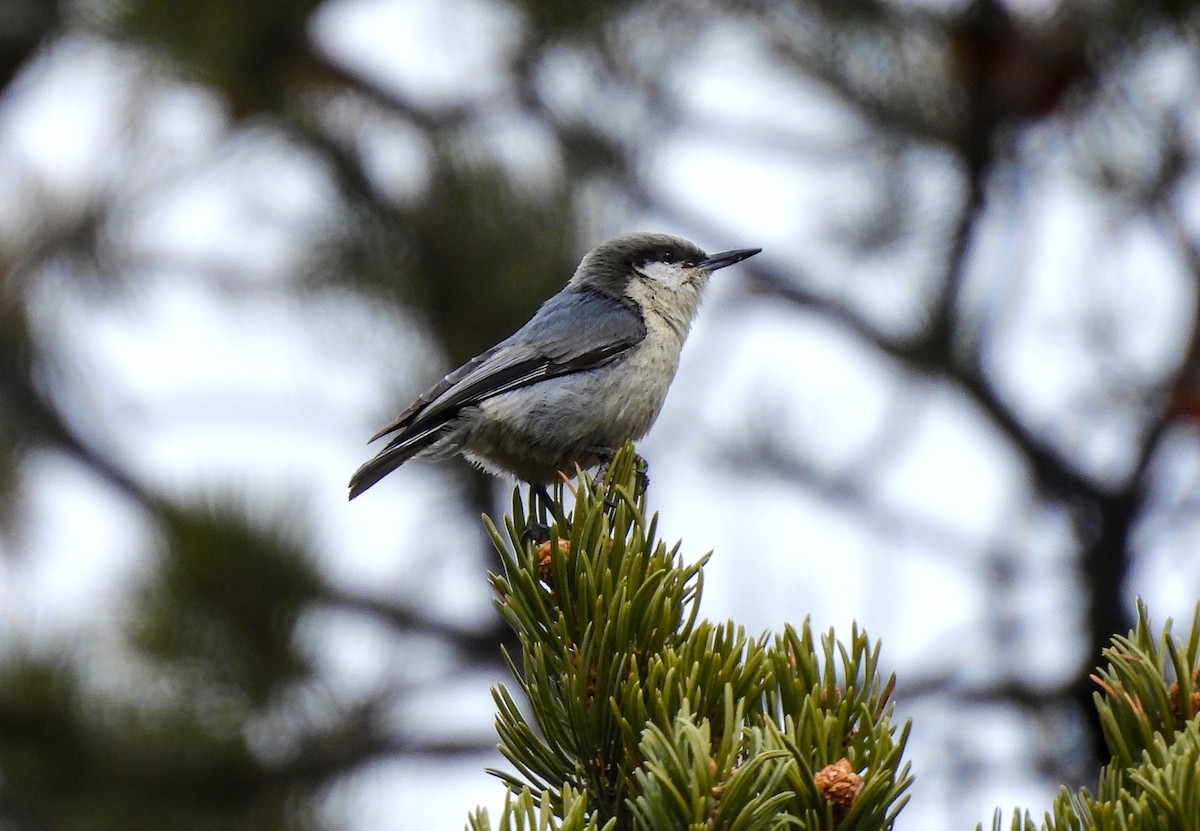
[349,288,645,498]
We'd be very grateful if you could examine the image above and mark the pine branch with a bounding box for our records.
[471,443,912,831]
[990,600,1200,831]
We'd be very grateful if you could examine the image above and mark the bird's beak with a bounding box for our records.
[697,247,761,271]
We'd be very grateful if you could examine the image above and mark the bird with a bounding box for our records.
[348,232,760,500]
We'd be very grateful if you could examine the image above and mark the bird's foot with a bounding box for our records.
[530,484,570,537]
[521,521,552,547]
[587,448,650,511]
[633,453,650,495]
[602,456,648,512]
[587,446,618,484]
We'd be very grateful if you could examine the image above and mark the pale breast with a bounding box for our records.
[472,307,686,447]
[601,310,685,438]
[470,277,704,466]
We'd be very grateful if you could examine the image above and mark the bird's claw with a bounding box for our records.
[597,451,650,510]
[530,484,570,537]
[633,453,650,495]
[521,521,552,547]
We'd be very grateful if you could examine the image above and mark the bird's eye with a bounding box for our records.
[659,248,677,263]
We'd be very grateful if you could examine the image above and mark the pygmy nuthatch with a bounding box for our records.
[348,232,760,499]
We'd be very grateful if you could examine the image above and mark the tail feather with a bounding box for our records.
[347,424,450,499]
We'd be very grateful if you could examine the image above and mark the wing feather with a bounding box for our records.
[370,287,645,445]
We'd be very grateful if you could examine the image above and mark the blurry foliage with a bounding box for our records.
[0,656,329,831]
[402,158,578,362]
[322,155,580,363]
[132,504,321,708]
[0,301,34,531]
[0,0,57,89]
[0,0,1197,828]
[0,502,404,829]
[112,0,326,117]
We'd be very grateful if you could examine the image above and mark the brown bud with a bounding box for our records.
[1168,675,1200,726]
[814,758,863,814]
[534,538,570,582]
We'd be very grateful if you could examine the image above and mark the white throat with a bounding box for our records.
[626,262,709,339]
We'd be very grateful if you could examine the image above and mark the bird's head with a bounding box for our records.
[570,232,760,322]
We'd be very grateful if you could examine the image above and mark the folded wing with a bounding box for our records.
[348,288,645,498]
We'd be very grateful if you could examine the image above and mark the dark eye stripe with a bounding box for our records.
[635,246,698,269]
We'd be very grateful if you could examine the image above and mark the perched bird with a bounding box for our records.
[349,232,760,499]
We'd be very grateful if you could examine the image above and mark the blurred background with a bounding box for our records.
[1,0,1199,828]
